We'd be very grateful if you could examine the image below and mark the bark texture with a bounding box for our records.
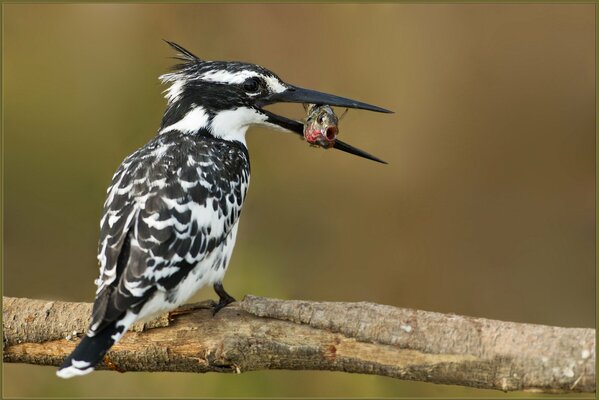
[2,295,595,393]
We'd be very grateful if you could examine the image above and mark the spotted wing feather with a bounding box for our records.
[89,131,250,335]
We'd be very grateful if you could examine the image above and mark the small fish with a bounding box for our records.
[302,104,340,149]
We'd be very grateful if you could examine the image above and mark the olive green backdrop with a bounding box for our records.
[3,3,595,398]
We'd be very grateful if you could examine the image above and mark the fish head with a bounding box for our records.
[303,105,339,148]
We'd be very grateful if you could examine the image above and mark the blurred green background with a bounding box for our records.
[3,3,595,398]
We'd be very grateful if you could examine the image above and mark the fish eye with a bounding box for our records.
[243,77,262,93]
[317,114,325,124]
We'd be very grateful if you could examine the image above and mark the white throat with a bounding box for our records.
[159,106,270,146]
[209,107,268,145]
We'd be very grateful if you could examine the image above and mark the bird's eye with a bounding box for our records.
[243,78,262,93]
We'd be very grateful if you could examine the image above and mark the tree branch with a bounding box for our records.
[2,295,594,393]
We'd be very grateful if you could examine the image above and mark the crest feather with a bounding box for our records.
[163,40,202,62]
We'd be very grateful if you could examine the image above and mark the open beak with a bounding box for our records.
[257,85,392,164]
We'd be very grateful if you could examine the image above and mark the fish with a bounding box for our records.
[302,103,340,149]
[299,104,386,164]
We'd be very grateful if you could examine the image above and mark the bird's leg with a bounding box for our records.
[212,282,236,316]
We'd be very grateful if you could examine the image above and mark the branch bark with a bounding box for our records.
[2,295,595,393]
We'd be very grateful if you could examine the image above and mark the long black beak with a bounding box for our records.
[258,86,391,163]
[258,85,393,114]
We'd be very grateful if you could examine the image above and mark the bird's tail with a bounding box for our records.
[56,319,128,379]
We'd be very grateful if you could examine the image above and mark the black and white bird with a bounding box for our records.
[57,41,391,378]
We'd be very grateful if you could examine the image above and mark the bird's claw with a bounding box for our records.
[212,295,236,316]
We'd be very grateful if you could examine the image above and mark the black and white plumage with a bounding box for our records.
[57,41,390,378]
[92,132,249,328]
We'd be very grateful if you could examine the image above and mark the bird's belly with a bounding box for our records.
[136,221,240,322]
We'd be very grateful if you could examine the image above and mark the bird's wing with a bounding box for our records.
[90,192,205,334]
[89,150,148,334]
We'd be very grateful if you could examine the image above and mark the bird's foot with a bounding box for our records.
[212,282,236,316]
[212,295,235,316]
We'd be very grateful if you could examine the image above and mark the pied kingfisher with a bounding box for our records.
[57,41,391,378]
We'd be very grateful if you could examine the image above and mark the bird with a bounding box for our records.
[56,41,391,378]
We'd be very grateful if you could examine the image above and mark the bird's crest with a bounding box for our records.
[163,40,202,63]
[159,41,206,101]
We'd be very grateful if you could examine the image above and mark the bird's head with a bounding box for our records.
[159,41,391,162]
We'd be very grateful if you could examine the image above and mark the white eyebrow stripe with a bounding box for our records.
[200,70,288,94]
[201,70,259,84]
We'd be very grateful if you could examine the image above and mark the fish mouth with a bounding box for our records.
[324,126,338,142]
[305,124,338,149]
[257,85,392,164]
